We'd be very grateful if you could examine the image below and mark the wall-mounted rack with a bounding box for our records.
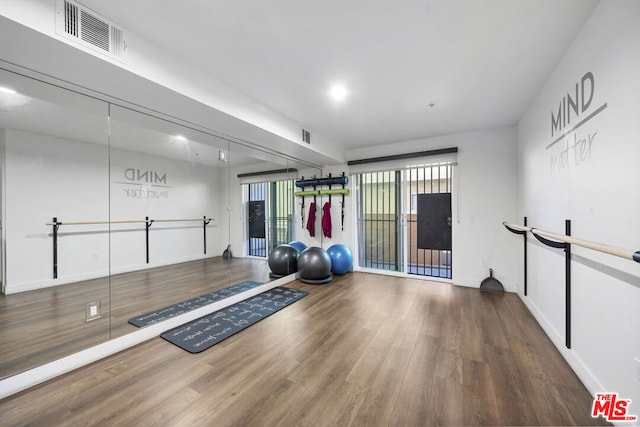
[294,175,349,188]
[295,173,349,231]
[294,189,350,196]
[46,216,213,279]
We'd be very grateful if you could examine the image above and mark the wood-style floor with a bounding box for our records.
[0,270,608,426]
[0,257,271,378]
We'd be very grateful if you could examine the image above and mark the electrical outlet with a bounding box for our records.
[85,302,101,322]
[634,357,640,382]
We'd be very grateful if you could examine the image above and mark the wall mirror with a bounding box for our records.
[0,66,322,380]
[0,67,111,377]
[108,104,234,339]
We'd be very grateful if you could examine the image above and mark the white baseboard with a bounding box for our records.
[3,254,216,294]
[517,292,605,397]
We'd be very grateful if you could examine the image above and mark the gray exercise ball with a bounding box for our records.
[297,246,332,281]
[268,244,298,276]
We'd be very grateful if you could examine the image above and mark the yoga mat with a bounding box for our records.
[161,287,308,353]
[128,280,264,327]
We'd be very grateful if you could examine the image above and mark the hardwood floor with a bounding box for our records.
[0,271,608,426]
[0,257,271,378]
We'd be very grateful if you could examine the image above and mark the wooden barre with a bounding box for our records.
[46,218,213,226]
[149,218,213,223]
[503,221,640,263]
[46,220,143,226]
[47,216,215,278]
[530,228,640,262]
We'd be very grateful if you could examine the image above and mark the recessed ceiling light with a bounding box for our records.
[0,86,17,94]
[175,135,187,141]
[329,83,348,102]
[428,102,436,108]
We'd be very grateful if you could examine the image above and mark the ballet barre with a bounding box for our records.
[503,218,640,350]
[503,221,640,263]
[47,216,213,279]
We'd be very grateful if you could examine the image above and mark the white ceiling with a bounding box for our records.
[78,0,599,150]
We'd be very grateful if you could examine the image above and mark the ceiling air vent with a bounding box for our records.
[56,0,127,62]
[302,129,311,144]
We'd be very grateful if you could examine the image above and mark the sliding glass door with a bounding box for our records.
[245,179,295,257]
[356,171,402,271]
[356,162,453,279]
[247,183,267,257]
[404,163,453,278]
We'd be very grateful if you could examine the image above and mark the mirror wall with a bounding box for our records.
[0,66,320,379]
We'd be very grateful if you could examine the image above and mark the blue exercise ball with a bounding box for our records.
[288,240,307,254]
[327,244,353,275]
[268,244,298,276]
[297,246,332,281]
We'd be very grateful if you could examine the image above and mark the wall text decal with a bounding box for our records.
[123,168,168,185]
[546,71,607,172]
[115,168,173,199]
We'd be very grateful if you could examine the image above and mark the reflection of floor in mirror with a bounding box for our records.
[0,272,604,426]
[0,257,271,380]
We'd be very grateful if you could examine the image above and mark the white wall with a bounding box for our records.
[518,0,640,404]
[347,126,520,291]
[3,129,223,294]
[4,129,110,292]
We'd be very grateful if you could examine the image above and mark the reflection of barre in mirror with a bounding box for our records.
[503,221,640,262]
[47,216,214,279]
[45,217,214,226]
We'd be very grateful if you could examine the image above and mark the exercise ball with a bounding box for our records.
[327,244,353,275]
[297,246,332,284]
[288,240,307,254]
[268,244,298,277]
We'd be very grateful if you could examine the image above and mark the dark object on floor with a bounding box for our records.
[480,268,504,293]
[222,245,232,259]
[128,280,263,327]
[161,287,308,353]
